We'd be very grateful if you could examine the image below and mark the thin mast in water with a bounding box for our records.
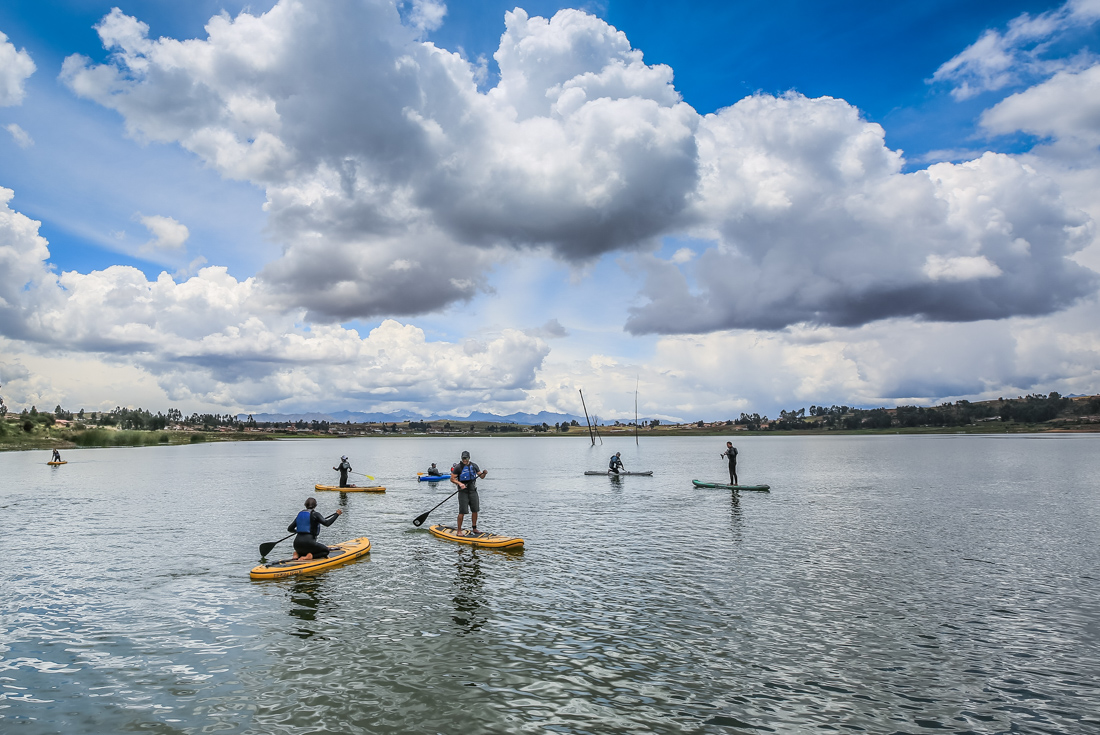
[579,389,595,446]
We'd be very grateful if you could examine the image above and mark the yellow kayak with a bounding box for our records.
[428,524,524,549]
[250,536,371,579]
[47,461,67,466]
[314,484,385,493]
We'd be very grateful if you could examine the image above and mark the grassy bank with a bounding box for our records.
[0,418,275,452]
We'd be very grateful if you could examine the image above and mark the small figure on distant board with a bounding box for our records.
[51,448,62,462]
[609,452,625,475]
[333,455,354,488]
[721,442,738,486]
[451,450,487,536]
[288,497,342,560]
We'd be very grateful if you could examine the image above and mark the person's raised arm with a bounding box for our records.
[320,509,343,526]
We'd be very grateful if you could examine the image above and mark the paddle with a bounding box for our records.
[259,534,294,557]
[412,488,459,527]
[259,511,341,556]
[350,470,375,481]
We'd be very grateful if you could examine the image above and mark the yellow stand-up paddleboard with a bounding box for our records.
[428,525,524,549]
[314,484,385,493]
[250,537,371,579]
[47,461,67,466]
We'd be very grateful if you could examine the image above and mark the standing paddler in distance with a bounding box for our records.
[51,448,62,463]
[289,497,343,560]
[333,455,354,488]
[609,451,624,475]
[721,442,738,486]
[451,450,487,536]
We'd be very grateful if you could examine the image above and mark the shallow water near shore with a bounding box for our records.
[3,434,1099,734]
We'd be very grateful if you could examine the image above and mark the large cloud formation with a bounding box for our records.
[0,187,549,409]
[57,0,1096,334]
[627,93,1095,333]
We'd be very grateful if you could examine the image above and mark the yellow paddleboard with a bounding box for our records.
[250,536,371,579]
[47,461,67,466]
[428,524,524,549]
[314,484,385,493]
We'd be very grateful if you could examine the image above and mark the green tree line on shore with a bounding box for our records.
[734,393,1098,431]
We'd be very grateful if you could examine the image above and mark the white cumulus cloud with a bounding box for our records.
[138,214,189,252]
[0,30,35,107]
[0,188,550,411]
[981,62,1100,149]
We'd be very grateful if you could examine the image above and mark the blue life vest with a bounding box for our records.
[610,455,621,468]
[458,462,478,482]
[295,510,312,533]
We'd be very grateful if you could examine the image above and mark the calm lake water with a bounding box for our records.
[2,434,1099,734]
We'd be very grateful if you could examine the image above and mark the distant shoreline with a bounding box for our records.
[4,421,1098,453]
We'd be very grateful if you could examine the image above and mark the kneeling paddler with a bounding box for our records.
[289,497,343,560]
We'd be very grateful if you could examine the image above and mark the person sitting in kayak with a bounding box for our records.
[288,497,343,560]
[426,462,441,476]
[333,455,354,488]
[721,442,738,486]
[609,452,625,474]
[51,449,61,462]
[451,450,487,536]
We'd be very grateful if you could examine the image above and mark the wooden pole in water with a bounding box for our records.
[579,389,595,446]
[593,416,603,445]
[635,378,639,446]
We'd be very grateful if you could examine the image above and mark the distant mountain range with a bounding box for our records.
[237,409,583,426]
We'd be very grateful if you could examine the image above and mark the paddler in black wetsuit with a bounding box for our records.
[721,442,738,486]
[288,497,343,560]
[51,449,61,462]
[333,455,353,488]
[609,452,624,475]
[427,462,441,476]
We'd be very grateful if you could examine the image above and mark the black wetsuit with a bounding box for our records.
[288,510,340,558]
[336,460,352,487]
[609,455,624,474]
[723,447,738,485]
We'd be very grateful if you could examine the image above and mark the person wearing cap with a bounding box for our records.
[609,451,624,474]
[451,450,488,536]
[333,455,353,488]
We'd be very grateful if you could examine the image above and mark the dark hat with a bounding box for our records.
[461,450,471,459]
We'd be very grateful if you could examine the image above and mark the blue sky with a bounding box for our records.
[1,0,1098,419]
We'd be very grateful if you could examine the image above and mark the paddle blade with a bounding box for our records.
[412,512,430,527]
[259,541,278,557]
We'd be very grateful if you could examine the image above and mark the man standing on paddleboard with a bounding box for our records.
[451,450,487,536]
[721,442,738,486]
[333,455,353,488]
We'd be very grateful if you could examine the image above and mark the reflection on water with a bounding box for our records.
[288,576,326,638]
[728,488,742,541]
[2,434,1099,734]
[450,548,485,633]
